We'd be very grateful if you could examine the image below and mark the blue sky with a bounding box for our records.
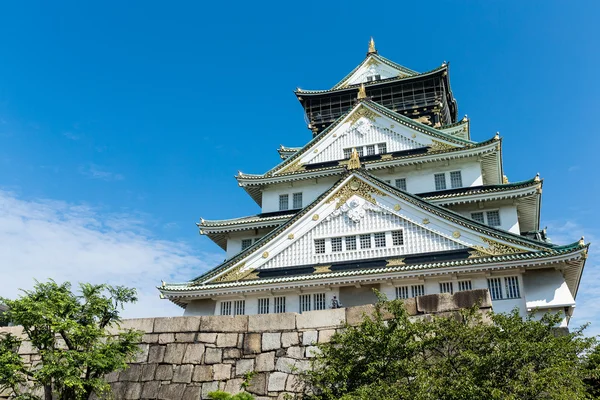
[1,1,599,329]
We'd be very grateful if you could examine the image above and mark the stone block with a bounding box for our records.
[148,345,166,363]
[281,332,299,347]
[286,374,302,392]
[133,344,149,363]
[197,332,218,343]
[163,343,187,364]
[201,381,220,399]
[454,289,492,309]
[247,373,268,396]
[213,363,232,380]
[123,382,142,399]
[141,364,157,381]
[268,372,288,391]
[18,341,35,355]
[248,313,296,332]
[182,385,202,400]
[296,308,345,329]
[172,364,194,383]
[154,316,201,333]
[158,383,186,400]
[255,351,275,372]
[105,371,119,383]
[262,332,281,351]
[204,347,223,364]
[306,346,321,358]
[175,332,196,342]
[295,359,311,372]
[224,378,244,395]
[142,333,159,343]
[216,333,239,347]
[182,343,205,364]
[403,297,418,316]
[119,318,155,333]
[224,348,241,359]
[158,333,175,344]
[120,364,142,382]
[235,358,254,376]
[243,333,262,354]
[141,381,160,399]
[192,365,213,382]
[302,330,318,346]
[155,364,174,381]
[286,346,304,359]
[202,315,248,332]
[275,357,296,373]
[318,329,336,343]
[345,304,375,325]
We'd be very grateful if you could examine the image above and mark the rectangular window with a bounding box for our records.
[360,234,372,249]
[241,239,252,250]
[258,298,270,314]
[440,282,454,294]
[356,147,364,157]
[392,230,404,246]
[314,293,326,310]
[411,284,425,297]
[450,171,463,188]
[378,142,387,154]
[292,192,303,209]
[434,173,447,190]
[487,278,503,300]
[374,232,386,248]
[314,239,326,254]
[505,276,520,299]
[233,300,245,316]
[471,212,485,224]
[458,280,472,292]
[396,286,409,299]
[331,237,343,252]
[395,178,407,191]
[486,210,501,227]
[274,296,286,313]
[345,236,357,250]
[299,294,311,313]
[220,301,232,316]
[343,148,352,159]
[366,144,376,156]
[279,194,289,211]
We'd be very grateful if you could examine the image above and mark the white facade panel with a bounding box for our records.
[456,205,520,234]
[523,269,575,309]
[261,177,338,214]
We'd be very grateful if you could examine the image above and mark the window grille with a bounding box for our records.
[392,230,404,246]
[360,234,372,249]
[378,142,387,154]
[274,297,286,313]
[486,211,501,227]
[314,239,325,254]
[458,280,472,291]
[233,300,245,315]
[374,232,386,248]
[434,173,447,190]
[331,237,343,252]
[220,301,232,316]
[396,286,409,299]
[241,239,252,250]
[471,212,485,224]
[314,293,326,310]
[345,236,357,250]
[356,147,364,157]
[366,144,376,156]
[450,171,463,188]
[299,294,311,313]
[279,194,289,211]
[487,278,503,300]
[292,192,303,209]
[343,148,352,159]
[411,285,425,297]
[395,178,407,191]
[440,282,454,294]
[505,276,520,299]
[258,298,270,314]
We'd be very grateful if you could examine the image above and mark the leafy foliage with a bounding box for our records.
[0,280,142,400]
[207,390,255,400]
[302,293,598,400]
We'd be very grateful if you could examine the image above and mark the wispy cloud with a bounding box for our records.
[79,164,124,181]
[0,190,220,318]
[62,131,80,141]
[568,165,580,172]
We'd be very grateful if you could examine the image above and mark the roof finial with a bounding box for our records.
[494,132,500,140]
[347,148,361,170]
[367,37,377,54]
[503,175,509,184]
[161,280,166,288]
[357,83,367,100]
[462,114,468,122]
[579,236,585,247]
[534,172,541,182]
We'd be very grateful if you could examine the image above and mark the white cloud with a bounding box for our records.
[79,164,124,181]
[0,190,220,318]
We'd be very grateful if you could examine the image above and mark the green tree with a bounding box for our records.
[585,343,600,398]
[207,391,255,400]
[0,280,143,400]
[302,293,597,400]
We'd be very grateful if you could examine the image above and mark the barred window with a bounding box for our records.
[356,147,364,157]
[258,298,270,314]
[471,212,485,224]
[396,286,409,299]
[395,178,407,191]
[450,171,463,188]
[505,276,520,299]
[274,297,286,313]
[293,192,303,209]
[241,239,252,250]
[360,234,372,249]
[487,278,503,300]
[458,280,472,291]
[374,232,386,248]
[345,236,357,250]
[378,142,387,154]
[486,210,501,227]
[411,284,425,297]
[233,300,245,315]
[434,173,446,190]
[314,293,326,310]
[299,294,311,313]
[440,282,454,294]
[220,301,232,316]
[314,239,325,254]
[366,144,376,156]
[392,230,404,246]
[331,237,343,252]
[343,148,352,159]
[279,194,289,211]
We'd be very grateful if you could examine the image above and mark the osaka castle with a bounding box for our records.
[159,39,588,327]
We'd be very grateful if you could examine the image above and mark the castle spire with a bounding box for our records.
[357,83,367,100]
[367,37,377,54]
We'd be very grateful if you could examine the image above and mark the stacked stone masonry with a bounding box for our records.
[1,290,492,400]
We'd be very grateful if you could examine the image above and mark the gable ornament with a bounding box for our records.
[214,263,253,283]
[468,237,527,258]
[427,140,456,153]
[326,177,386,210]
[348,105,379,125]
[347,148,361,170]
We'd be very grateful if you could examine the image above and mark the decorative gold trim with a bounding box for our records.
[279,159,304,174]
[312,214,319,221]
[347,105,379,125]
[411,133,417,138]
[470,237,526,258]
[326,177,386,210]
[314,265,331,274]
[452,231,461,238]
[390,124,395,129]
[366,57,380,67]
[386,258,405,266]
[357,84,367,100]
[262,251,269,258]
[393,204,401,211]
[367,37,376,54]
[347,148,361,170]
[503,175,509,184]
[428,140,456,153]
[287,233,294,240]
[422,218,430,225]
[215,262,250,282]
[241,271,259,281]
[313,149,318,153]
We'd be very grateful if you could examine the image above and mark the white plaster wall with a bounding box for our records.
[523,269,575,309]
[261,177,338,214]
[184,299,216,316]
[455,205,520,234]
[225,228,274,260]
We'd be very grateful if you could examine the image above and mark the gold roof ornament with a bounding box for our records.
[534,172,541,182]
[462,114,468,122]
[579,236,585,247]
[503,175,509,184]
[347,148,361,170]
[494,132,500,140]
[357,83,367,100]
[367,37,377,54]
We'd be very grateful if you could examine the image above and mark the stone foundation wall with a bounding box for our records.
[0,290,492,400]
